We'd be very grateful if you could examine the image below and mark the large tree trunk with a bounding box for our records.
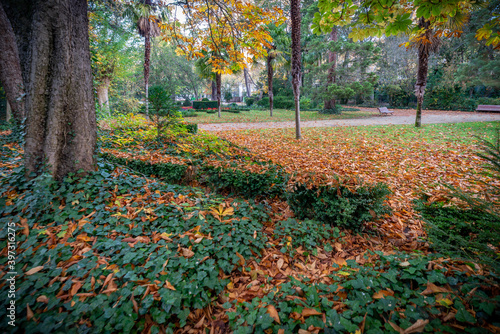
[267,54,275,117]
[96,77,111,117]
[5,0,96,180]
[243,67,251,98]
[216,73,221,118]
[291,0,302,139]
[0,3,25,122]
[324,26,337,111]
[415,17,431,128]
[144,33,150,116]
[211,80,216,100]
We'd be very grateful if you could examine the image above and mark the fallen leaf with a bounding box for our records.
[404,319,429,334]
[25,266,44,276]
[277,258,284,269]
[302,308,322,317]
[27,304,34,321]
[421,282,452,295]
[165,280,176,290]
[36,295,49,303]
[267,305,280,324]
[373,289,394,299]
[181,247,194,258]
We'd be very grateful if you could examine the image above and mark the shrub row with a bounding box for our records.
[103,153,392,231]
[287,182,392,231]
[193,100,218,109]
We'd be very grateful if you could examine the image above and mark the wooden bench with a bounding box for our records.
[476,105,500,112]
[378,107,394,116]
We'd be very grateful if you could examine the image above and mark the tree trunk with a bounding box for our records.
[0,3,25,122]
[211,80,217,100]
[415,17,431,128]
[267,54,275,117]
[291,0,302,139]
[6,101,12,122]
[6,0,97,180]
[324,26,337,111]
[216,73,221,118]
[144,33,150,115]
[243,67,251,97]
[96,77,111,117]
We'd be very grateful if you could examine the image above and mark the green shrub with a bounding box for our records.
[274,96,295,109]
[103,153,188,183]
[203,165,289,199]
[148,85,181,137]
[319,105,342,114]
[202,97,209,101]
[416,201,500,269]
[257,97,270,108]
[182,98,192,107]
[287,181,391,231]
[245,97,255,106]
[193,100,218,110]
[185,123,198,134]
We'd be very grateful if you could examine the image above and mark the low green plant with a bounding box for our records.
[185,123,198,134]
[203,165,289,199]
[273,219,340,255]
[182,98,192,107]
[226,252,500,333]
[319,105,342,115]
[193,100,218,110]
[287,181,391,231]
[244,97,255,106]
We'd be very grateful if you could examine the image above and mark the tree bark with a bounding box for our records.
[216,72,221,118]
[267,53,275,117]
[6,101,12,122]
[324,26,337,111]
[291,0,302,139]
[0,3,25,121]
[96,77,111,117]
[211,80,217,100]
[144,33,150,115]
[243,67,251,98]
[415,17,431,128]
[6,0,97,179]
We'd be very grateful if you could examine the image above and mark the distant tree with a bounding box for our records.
[291,0,302,139]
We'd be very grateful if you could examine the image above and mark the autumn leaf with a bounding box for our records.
[25,266,44,276]
[373,289,394,299]
[209,203,234,221]
[421,282,452,295]
[164,280,176,291]
[301,308,322,317]
[266,305,280,324]
[181,247,195,258]
[26,304,34,321]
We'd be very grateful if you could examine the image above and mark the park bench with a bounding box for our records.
[476,105,500,112]
[378,107,394,116]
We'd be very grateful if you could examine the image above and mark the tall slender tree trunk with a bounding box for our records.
[267,53,275,117]
[216,73,221,118]
[211,80,217,100]
[96,77,111,117]
[144,33,150,116]
[324,26,337,111]
[5,0,96,179]
[415,17,431,128]
[243,67,251,97]
[291,0,302,139]
[0,3,25,122]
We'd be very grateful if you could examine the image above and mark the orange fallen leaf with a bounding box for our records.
[302,308,322,317]
[373,289,394,299]
[25,266,44,276]
[267,305,280,324]
[421,282,452,295]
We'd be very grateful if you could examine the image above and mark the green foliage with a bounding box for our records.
[148,85,182,137]
[181,110,197,117]
[202,97,210,101]
[227,251,500,333]
[0,159,270,333]
[273,219,340,255]
[416,201,500,270]
[224,91,233,102]
[193,100,218,109]
[182,98,192,107]
[257,97,270,108]
[185,123,198,134]
[103,153,188,183]
[257,96,295,109]
[287,181,391,231]
[244,97,255,106]
[319,105,342,114]
[203,165,289,199]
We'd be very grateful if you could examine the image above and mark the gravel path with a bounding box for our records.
[199,111,500,131]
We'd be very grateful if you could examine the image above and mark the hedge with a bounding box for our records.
[193,100,218,110]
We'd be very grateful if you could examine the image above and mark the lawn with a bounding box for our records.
[183,107,378,124]
[1,118,499,333]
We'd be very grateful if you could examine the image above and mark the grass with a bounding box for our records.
[183,107,377,124]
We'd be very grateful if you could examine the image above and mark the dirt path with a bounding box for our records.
[199,109,500,131]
